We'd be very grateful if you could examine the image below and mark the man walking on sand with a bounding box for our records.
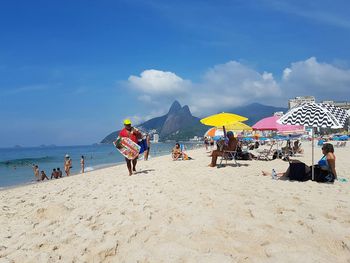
[119,119,141,176]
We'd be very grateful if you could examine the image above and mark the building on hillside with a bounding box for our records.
[190,136,201,141]
[153,133,159,143]
[274,111,284,117]
[321,100,350,110]
[288,96,315,109]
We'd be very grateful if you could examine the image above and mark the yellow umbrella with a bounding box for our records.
[217,122,252,131]
[200,112,248,127]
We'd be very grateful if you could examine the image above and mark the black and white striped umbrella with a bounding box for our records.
[278,103,349,128]
[278,102,349,181]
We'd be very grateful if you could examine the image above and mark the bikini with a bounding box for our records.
[318,155,330,170]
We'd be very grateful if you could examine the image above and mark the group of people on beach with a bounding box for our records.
[205,130,337,182]
[32,154,85,181]
[119,118,338,183]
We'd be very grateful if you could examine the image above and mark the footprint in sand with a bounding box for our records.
[36,204,71,220]
[324,213,337,220]
[307,213,316,220]
[247,209,255,218]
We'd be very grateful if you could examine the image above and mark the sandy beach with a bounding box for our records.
[0,141,349,262]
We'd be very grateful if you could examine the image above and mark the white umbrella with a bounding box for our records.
[278,103,349,180]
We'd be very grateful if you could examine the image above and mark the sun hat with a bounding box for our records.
[123,119,132,125]
[65,154,70,158]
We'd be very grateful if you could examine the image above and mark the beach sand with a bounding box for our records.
[0,141,349,262]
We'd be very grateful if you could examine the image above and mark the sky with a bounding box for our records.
[0,0,350,147]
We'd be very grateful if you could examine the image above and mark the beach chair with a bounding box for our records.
[218,144,239,167]
[256,143,275,161]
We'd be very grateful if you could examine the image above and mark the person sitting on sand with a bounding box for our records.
[172,143,192,161]
[57,167,63,178]
[208,131,238,167]
[292,140,304,154]
[172,143,183,160]
[51,168,59,179]
[40,171,49,181]
[262,143,337,182]
[64,154,72,176]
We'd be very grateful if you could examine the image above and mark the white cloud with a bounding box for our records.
[128,69,190,95]
[186,61,281,114]
[126,61,281,116]
[125,57,350,118]
[280,57,350,101]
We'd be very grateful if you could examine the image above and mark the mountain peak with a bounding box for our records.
[168,100,182,114]
[180,105,191,115]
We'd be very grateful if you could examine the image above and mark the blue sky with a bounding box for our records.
[1,0,350,147]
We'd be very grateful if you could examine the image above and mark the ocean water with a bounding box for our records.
[0,142,202,188]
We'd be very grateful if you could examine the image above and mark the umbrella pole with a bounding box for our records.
[223,126,226,138]
[312,128,314,181]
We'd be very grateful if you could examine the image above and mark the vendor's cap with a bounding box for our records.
[65,154,70,158]
[123,119,132,125]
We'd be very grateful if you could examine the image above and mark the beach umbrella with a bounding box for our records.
[222,122,252,131]
[278,102,349,180]
[204,122,252,140]
[204,127,224,138]
[252,116,304,132]
[200,112,248,127]
[200,112,248,138]
[252,116,304,152]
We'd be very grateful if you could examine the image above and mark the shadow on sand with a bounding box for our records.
[133,169,156,175]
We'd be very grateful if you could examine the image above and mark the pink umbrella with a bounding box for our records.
[252,116,304,132]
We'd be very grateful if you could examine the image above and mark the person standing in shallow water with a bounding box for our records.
[119,119,141,176]
[81,155,85,173]
[64,154,72,176]
[144,134,151,161]
[32,164,40,181]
